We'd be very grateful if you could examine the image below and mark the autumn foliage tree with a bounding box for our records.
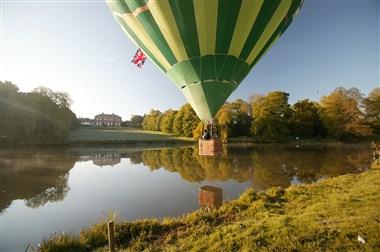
[142,109,162,131]
[250,91,292,141]
[181,104,200,137]
[363,87,380,135]
[215,103,233,142]
[289,99,324,138]
[171,104,200,137]
[159,109,177,133]
[138,87,379,142]
[229,99,251,137]
[319,87,373,139]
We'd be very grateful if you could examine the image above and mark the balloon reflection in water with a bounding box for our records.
[199,185,223,210]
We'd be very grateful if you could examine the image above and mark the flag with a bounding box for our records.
[131,48,146,68]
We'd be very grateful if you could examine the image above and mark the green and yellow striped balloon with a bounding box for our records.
[107,0,303,121]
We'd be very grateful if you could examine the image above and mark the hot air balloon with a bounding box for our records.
[107,0,303,122]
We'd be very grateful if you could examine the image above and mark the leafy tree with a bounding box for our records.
[160,109,177,133]
[172,104,199,137]
[130,115,144,128]
[289,99,324,138]
[0,81,78,145]
[182,104,200,137]
[320,87,373,139]
[216,103,233,142]
[363,87,380,135]
[250,91,292,142]
[0,81,19,93]
[192,121,205,139]
[214,99,251,142]
[230,99,251,137]
[173,108,184,135]
[142,109,162,131]
[32,86,72,109]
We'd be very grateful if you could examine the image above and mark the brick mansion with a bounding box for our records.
[79,113,122,127]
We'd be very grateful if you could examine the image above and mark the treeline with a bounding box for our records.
[0,81,79,145]
[131,86,380,142]
[141,104,199,137]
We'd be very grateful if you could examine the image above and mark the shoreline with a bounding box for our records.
[1,126,378,149]
[40,163,380,251]
[1,138,378,149]
[0,140,196,150]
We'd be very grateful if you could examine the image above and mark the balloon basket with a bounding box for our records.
[198,138,222,156]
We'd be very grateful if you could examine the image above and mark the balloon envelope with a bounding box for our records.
[107,0,303,121]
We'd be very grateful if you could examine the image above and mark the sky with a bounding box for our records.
[0,0,379,120]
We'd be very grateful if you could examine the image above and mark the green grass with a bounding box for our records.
[40,164,380,252]
[68,127,195,145]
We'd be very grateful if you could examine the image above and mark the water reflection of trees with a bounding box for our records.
[128,151,143,165]
[0,146,372,212]
[136,146,372,190]
[25,174,70,208]
[140,147,253,182]
[0,152,76,212]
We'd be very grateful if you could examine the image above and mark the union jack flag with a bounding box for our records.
[131,48,146,68]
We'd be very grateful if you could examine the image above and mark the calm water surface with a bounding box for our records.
[0,145,372,251]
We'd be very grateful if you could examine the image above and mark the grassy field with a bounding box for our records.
[68,127,195,145]
[40,162,380,252]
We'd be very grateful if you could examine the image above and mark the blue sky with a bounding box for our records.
[0,0,378,120]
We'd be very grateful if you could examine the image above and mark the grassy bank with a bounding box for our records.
[41,163,380,252]
[68,127,195,146]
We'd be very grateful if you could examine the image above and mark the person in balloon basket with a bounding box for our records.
[202,130,211,140]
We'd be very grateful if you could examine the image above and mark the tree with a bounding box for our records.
[213,99,251,142]
[230,99,251,137]
[142,109,162,131]
[363,87,380,135]
[160,109,177,133]
[289,99,324,138]
[182,104,200,137]
[32,86,72,109]
[53,92,72,109]
[172,104,200,137]
[192,121,205,139]
[0,81,19,93]
[0,81,78,145]
[320,87,372,139]
[130,115,144,128]
[173,107,185,135]
[216,103,233,142]
[250,91,292,142]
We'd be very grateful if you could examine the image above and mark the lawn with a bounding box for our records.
[68,127,195,145]
[40,163,380,251]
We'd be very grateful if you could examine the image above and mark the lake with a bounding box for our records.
[0,144,372,252]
